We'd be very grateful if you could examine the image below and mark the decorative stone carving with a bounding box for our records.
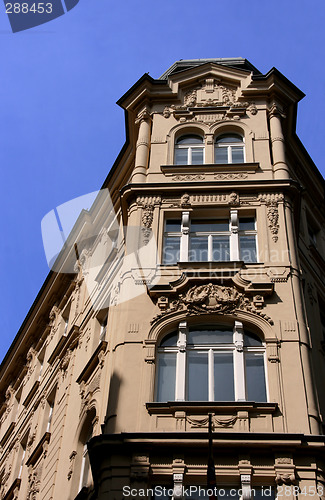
[60,349,72,372]
[152,283,273,325]
[186,415,237,428]
[228,192,239,206]
[128,323,139,334]
[137,196,161,245]
[214,173,249,180]
[163,106,170,118]
[67,451,77,480]
[258,193,284,242]
[275,457,292,465]
[267,342,280,363]
[162,80,256,124]
[27,465,42,500]
[275,473,296,485]
[49,306,59,325]
[172,174,205,181]
[180,193,190,207]
[253,295,264,308]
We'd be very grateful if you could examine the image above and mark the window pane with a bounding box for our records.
[163,237,180,264]
[245,354,267,401]
[191,220,229,232]
[189,236,208,261]
[191,148,204,164]
[244,331,263,347]
[239,217,255,231]
[156,353,176,401]
[188,327,233,344]
[240,235,257,263]
[176,135,203,144]
[214,353,235,400]
[216,134,243,144]
[175,148,188,165]
[160,332,178,347]
[165,220,181,232]
[231,146,244,163]
[187,352,208,401]
[215,147,228,164]
[212,236,230,261]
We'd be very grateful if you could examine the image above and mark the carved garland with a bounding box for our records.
[258,193,284,243]
[137,196,161,245]
[152,283,273,325]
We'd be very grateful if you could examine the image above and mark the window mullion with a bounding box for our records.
[230,209,239,261]
[208,349,214,401]
[233,321,246,401]
[208,234,213,261]
[180,212,190,262]
[175,321,187,401]
[228,145,232,164]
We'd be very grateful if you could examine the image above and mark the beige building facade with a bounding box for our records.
[0,58,325,500]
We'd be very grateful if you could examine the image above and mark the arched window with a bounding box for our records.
[215,134,245,164]
[156,321,267,402]
[174,135,204,165]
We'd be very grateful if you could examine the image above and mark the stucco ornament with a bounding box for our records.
[258,193,284,242]
[152,283,273,324]
[275,473,296,485]
[27,466,42,500]
[163,79,255,124]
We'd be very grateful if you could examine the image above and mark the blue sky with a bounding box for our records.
[0,0,324,362]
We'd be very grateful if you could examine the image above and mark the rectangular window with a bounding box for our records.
[239,218,257,263]
[189,220,230,262]
[156,353,177,402]
[214,353,235,400]
[187,351,209,401]
[163,213,257,264]
[191,148,204,165]
[175,148,188,165]
[163,220,181,264]
[245,353,267,402]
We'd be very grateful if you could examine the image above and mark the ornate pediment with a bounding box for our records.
[162,78,257,124]
[151,282,273,325]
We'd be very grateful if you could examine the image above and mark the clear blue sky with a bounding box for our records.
[0,0,324,362]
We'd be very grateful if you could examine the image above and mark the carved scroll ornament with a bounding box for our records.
[152,283,273,325]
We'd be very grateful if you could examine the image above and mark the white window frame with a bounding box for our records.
[163,211,257,264]
[156,321,267,403]
[174,136,205,165]
[215,135,245,164]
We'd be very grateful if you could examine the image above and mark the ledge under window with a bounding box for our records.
[26,432,51,467]
[146,401,278,415]
[161,163,259,176]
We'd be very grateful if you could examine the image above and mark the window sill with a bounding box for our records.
[161,163,259,175]
[2,478,21,500]
[26,432,51,467]
[146,401,277,415]
[76,340,108,384]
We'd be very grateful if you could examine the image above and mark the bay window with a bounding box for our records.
[156,321,267,403]
[162,212,257,264]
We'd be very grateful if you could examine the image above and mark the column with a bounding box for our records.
[268,104,290,180]
[284,198,320,433]
[131,108,151,183]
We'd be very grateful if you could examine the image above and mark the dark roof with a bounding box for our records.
[159,58,261,79]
